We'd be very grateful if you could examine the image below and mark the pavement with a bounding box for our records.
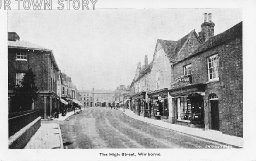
[123,109,243,148]
[24,109,83,149]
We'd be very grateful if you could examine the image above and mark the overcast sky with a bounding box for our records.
[8,9,241,90]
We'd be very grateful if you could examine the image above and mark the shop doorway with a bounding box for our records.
[209,94,219,130]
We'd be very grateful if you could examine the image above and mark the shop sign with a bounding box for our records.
[170,75,192,88]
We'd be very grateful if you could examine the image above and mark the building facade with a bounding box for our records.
[79,90,94,107]
[79,89,115,107]
[8,32,60,118]
[129,14,243,137]
[169,21,242,137]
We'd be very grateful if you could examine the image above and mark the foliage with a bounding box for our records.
[13,68,38,111]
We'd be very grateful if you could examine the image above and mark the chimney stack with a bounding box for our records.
[208,13,212,22]
[137,62,141,71]
[204,13,207,22]
[198,13,215,42]
[144,55,148,66]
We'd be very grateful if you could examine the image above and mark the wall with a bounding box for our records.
[150,44,172,91]
[172,37,242,137]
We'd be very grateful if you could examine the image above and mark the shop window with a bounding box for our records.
[16,73,25,86]
[207,54,219,81]
[16,53,27,61]
[177,97,192,121]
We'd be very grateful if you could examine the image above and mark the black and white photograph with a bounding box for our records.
[1,0,256,161]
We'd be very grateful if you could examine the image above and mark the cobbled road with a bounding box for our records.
[59,107,231,149]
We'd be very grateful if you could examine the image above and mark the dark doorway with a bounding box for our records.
[188,93,204,125]
[210,100,219,130]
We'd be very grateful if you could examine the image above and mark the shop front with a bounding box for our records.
[169,83,206,128]
[148,88,169,119]
[130,92,147,116]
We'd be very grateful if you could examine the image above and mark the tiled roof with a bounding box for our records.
[132,61,153,84]
[8,40,51,51]
[157,30,199,62]
[8,40,59,71]
[191,21,242,57]
[131,30,198,85]
[157,39,177,61]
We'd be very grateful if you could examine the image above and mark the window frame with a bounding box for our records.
[16,53,28,61]
[207,54,219,81]
[183,64,192,76]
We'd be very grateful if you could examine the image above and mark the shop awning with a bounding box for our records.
[148,88,168,97]
[60,98,68,105]
[72,99,83,106]
[168,83,206,97]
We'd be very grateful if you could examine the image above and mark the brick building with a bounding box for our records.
[8,32,60,118]
[169,21,242,137]
[130,28,201,118]
[129,13,243,137]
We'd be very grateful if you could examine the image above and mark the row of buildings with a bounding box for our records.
[8,32,81,119]
[127,13,242,137]
[78,85,130,107]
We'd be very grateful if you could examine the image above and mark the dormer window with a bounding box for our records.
[16,53,27,61]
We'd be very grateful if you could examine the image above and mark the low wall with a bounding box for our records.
[9,117,41,149]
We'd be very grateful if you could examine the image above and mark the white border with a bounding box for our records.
[1,0,256,161]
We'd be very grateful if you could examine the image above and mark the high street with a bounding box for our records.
[60,107,232,149]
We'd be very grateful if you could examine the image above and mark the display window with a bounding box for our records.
[176,94,204,124]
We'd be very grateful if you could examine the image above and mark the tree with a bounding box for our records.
[13,68,38,111]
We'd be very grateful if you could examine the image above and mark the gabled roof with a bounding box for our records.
[155,30,200,63]
[157,39,177,62]
[131,30,200,86]
[131,61,153,85]
[174,21,242,64]
[193,21,242,55]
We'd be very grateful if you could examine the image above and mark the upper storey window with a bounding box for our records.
[207,54,219,81]
[16,53,27,61]
[183,64,192,76]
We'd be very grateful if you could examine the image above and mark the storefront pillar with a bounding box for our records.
[50,96,52,117]
[204,99,210,130]
[168,93,174,123]
[44,95,47,119]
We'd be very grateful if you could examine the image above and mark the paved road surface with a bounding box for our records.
[60,107,231,149]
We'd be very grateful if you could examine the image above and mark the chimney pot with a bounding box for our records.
[204,13,208,22]
[208,13,212,22]
[144,55,148,66]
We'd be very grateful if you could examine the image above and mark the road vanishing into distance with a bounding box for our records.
[59,107,232,149]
